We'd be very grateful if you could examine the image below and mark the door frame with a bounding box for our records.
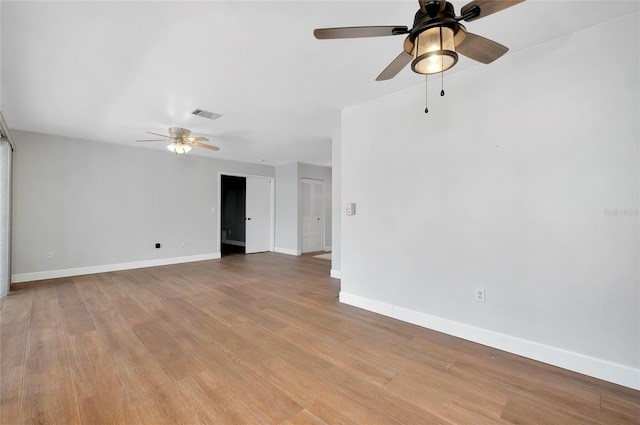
[299,177,325,254]
[217,172,275,255]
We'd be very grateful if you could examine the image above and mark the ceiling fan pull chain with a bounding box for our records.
[425,75,429,114]
[440,56,445,97]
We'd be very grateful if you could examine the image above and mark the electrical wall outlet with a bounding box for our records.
[46,252,53,259]
[476,289,486,303]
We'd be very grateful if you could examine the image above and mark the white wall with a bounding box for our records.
[275,163,299,255]
[0,0,2,105]
[331,118,342,278]
[340,13,639,389]
[12,130,274,281]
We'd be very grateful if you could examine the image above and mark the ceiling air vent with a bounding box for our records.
[192,109,222,120]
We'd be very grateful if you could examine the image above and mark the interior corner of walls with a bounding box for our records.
[338,291,640,391]
[11,253,221,284]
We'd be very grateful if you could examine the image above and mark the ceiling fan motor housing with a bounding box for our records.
[168,127,191,139]
[410,2,464,43]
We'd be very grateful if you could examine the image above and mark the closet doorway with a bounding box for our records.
[220,174,273,256]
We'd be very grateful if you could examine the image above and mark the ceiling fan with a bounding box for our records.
[314,0,523,81]
[136,127,220,154]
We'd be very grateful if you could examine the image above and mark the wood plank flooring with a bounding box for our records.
[1,252,638,424]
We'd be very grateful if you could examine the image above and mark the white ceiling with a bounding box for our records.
[2,1,638,166]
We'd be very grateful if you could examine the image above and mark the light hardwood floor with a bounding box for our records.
[1,252,638,424]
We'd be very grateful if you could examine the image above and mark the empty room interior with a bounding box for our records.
[1,1,639,424]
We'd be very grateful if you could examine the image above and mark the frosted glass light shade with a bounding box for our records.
[167,142,192,154]
[411,26,458,75]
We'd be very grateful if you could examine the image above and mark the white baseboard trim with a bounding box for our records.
[222,239,246,247]
[11,253,221,284]
[274,247,301,256]
[324,246,332,252]
[339,291,640,390]
[330,269,342,279]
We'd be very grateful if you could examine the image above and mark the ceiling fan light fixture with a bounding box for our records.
[167,142,192,154]
[411,26,458,75]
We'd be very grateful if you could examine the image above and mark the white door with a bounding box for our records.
[301,178,324,253]
[245,177,272,254]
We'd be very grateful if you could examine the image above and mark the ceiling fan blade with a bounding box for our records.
[456,32,508,64]
[136,139,167,142]
[190,141,220,151]
[461,0,524,22]
[376,51,413,81]
[145,131,172,139]
[188,136,210,142]
[314,26,408,39]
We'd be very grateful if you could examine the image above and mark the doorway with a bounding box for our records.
[219,174,273,256]
[220,175,246,255]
